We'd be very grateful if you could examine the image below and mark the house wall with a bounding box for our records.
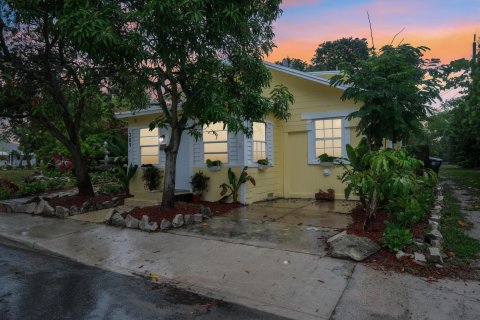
[243,69,360,201]
[124,68,360,204]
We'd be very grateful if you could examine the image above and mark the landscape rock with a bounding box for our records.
[42,202,55,216]
[426,247,444,264]
[414,252,427,265]
[13,202,37,214]
[428,220,439,229]
[412,238,424,246]
[425,229,443,243]
[69,205,80,216]
[198,206,213,218]
[172,214,185,228]
[101,200,116,209]
[184,214,194,225]
[327,231,347,244]
[328,232,380,262]
[430,215,441,222]
[34,200,47,215]
[139,215,158,232]
[54,206,70,219]
[431,239,442,248]
[160,219,172,230]
[193,214,203,223]
[110,211,126,227]
[125,214,140,229]
[81,201,93,213]
[395,250,410,260]
[436,196,444,202]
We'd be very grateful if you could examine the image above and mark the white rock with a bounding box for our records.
[110,212,126,227]
[69,206,80,216]
[327,231,347,244]
[428,220,439,229]
[431,240,442,248]
[414,252,427,265]
[430,215,441,222]
[328,233,380,262]
[426,229,443,242]
[426,247,443,264]
[42,202,55,216]
[184,214,194,225]
[34,200,46,215]
[139,215,158,232]
[54,206,69,219]
[172,214,184,228]
[193,213,203,223]
[160,219,172,230]
[125,214,140,229]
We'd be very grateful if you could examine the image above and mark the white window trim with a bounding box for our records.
[202,123,230,166]
[304,110,352,165]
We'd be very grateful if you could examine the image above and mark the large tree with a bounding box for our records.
[311,37,369,71]
[0,1,138,195]
[274,57,309,71]
[331,44,442,150]
[120,0,293,208]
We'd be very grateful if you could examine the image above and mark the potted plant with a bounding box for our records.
[190,171,210,202]
[206,159,222,172]
[257,158,269,170]
[318,153,336,167]
[142,165,161,191]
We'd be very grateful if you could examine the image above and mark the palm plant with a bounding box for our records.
[115,163,138,196]
[219,167,255,203]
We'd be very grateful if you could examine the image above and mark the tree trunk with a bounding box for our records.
[70,145,95,196]
[161,128,182,209]
[26,153,32,169]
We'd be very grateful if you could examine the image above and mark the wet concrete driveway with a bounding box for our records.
[171,199,357,256]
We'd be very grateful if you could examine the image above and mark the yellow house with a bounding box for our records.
[116,62,360,205]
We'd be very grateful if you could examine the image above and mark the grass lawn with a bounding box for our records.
[0,169,35,185]
[440,164,480,190]
[440,164,480,262]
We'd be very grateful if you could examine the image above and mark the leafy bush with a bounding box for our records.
[0,178,19,195]
[219,167,255,203]
[257,159,269,165]
[382,222,413,253]
[190,171,210,194]
[90,170,118,184]
[206,159,222,167]
[0,185,11,200]
[17,181,47,197]
[98,183,123,195]
[318,153,336,162]
[115,164,138,196]
[142,166,162,191]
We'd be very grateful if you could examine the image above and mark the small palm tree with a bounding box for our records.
[115,163,138,197]
[219,167,255,203]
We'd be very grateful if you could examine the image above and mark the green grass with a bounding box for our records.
[0,169,35,185]
[440,164,480,190]
[440,165,480,261]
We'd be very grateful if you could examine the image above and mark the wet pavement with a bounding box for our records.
[172,199,357,255]
[0,242,286,320]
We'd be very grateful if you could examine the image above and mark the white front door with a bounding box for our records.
[175,132,193,190]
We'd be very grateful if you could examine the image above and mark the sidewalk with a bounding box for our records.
[1,212,479,320]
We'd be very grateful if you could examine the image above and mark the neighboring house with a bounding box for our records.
[0,141,36,167]
[117,62,360,205]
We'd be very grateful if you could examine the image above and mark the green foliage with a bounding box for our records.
[115,164,138,196]
[311,37,369,71]
[190,171,210,194]
[318,153,336,163]
[98,183,124,196]
[206,159,222,167]
[0,185,10,200]
[142,166,162,191]
[16,182,47,197]
[274,57,309,71]
[332,44,442,150]
[90,171,118,185]
[382,222,413,253]
[257,159,269,165]
[219,167,255,203]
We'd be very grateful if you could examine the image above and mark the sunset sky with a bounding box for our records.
[269,0,480,65]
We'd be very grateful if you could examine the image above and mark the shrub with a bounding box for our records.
[142,165,162,191]
[90,170,118,184]
[382,222,413,252]
[0,178,19,195]
[98,183,123,195]
[257,159,269,166]
[17,181,47,197]
[0,185,10,200]
[318,153,336,162]
[206,159,222,167]
[115,164,138,196]
[190,171,210,194]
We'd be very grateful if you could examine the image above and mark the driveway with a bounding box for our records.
[171,199,357,255]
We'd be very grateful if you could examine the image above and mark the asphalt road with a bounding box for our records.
[0,242,285,320]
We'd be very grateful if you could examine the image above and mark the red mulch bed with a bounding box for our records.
[48,194,124,208]
[346,204,476,280]
[126,201,244,225]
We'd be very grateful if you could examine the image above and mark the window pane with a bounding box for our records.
[203,130,228,142]
[253,122,266,142]
[315,120,324,130]
[253,150,266,162]
[324,120,332,129]
[315,140,325,149]
[206,153,228,163]
[141,146,158,155]
[140,128,158,146]
[334,139,342,148]
[333,148,342,157]
[141,155,158,165]
[204,143,228,153]
[325,140,333,148]
[332,119,342,128]
[324,148,333,155]
[333,129,342,138]
[316,130,324,138]
[324,130,333,138]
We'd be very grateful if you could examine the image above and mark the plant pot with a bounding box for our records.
[319,162,334,167]
[207,165,222,172]
[258,164,269,171]
[192,194,202,203]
